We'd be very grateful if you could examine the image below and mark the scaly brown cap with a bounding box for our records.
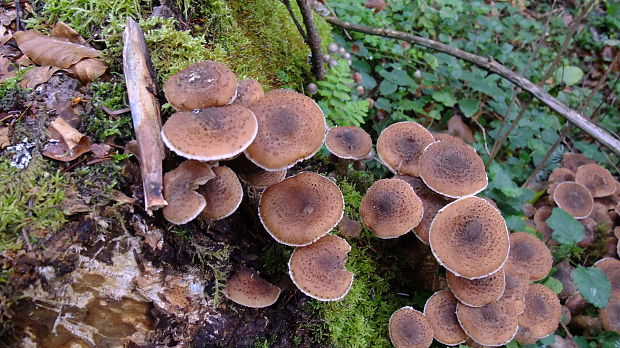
[423,290,468,345]
[324,126,373,160]
[502,267,530,315]
[359,178,424,239]
[245,89,326,171]
[549,167,575,183]
[447,268,506,307]
[562,153,595,173]
[233,79,264,107]
[429,196,509,279]
[594,258,620,293]
[505,232,552,281]
[223,266,281,308]
[456,297,519,346]
[163,160,215,224]
[533,206,553,242]
[259,172,343,246]
[553,181,594,219]
[389,306,434,348]
[600,294,620,334]
[338,215,362,238]
[288,235,353,301]
[433,133,464,143]
[161,105,258,161]
[198,166,243,220]
[518,283,562,339]
[163,60,237,110]
[376,121,435,176]
[576,163,617,197]
[226,155,286,188]
[419,140,487,198]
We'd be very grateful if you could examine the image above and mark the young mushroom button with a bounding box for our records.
[389,306,434,348]
[552,181,594,219]
[162,160,215,225]
[423,290,468,346]
[223,267,281,308]
[376,121,435,177]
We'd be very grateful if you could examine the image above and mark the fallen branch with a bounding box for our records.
[326,17,620,155]
[123,18,167,214]
[297,0,325,80]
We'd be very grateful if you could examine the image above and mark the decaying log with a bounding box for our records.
[123,18,167,213]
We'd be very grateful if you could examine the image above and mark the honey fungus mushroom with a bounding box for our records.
[163,60,238,110]
[423,290,468,346]
[377,121,435,177]
[223,267,281,308]
[163,160,215,224]
[575,163,617,197]
[429,196,509,279]
[447,268,505,307]
[600,295,620,334]
[553,181,594,219]
[359,178,424,239]
[455,298,519,346]
[198,166,243,220]
[288,235,353,301]
[161,104,258,161]
[245,89,326,171]
[389,306,434,348]
[418,140,487,198]
[259,172,344,246]
[518,283,562,339]
[505,232,553,281]
[233,79,264,107]
[325,126,373,160]
[226,155,286,189]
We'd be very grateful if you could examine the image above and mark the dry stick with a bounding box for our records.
[296,0,325,80]
[123,18,167,214]
[325,16,620,156]
[14,0,26,31]
[282,0,308,42]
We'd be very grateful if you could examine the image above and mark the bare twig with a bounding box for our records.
[282,0,308,42]
[14,0,26,31]
[296,0,325,80]
[325,14,620,155]
[123,18,167,214]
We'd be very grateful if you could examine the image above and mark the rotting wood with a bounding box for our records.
[123,18,167,214]
[326,16,620,156]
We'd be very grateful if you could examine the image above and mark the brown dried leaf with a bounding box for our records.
[43,117,91,162]
[90,143,111,158]
[13,30,100,68]
[364,0,387,13]
[0,56,15,83]
[19,65,60,88]
[50,117,83,149]
[53,100,81,128]
[50,22,88,46]
[15,54,33,66]
[0,127,10,149]
[67,58,107,82]
[0,10,16,26]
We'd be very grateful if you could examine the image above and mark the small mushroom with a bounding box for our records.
[288,235,353,301]
[259,172,344,246]
[389,306,434,348]
[447,115,474,144]
[533,206,554,242]
[337,215,362,238]
[163,60,238,110]
[553,260,577,299]
[599,294,620,334]
[514,326,539,345]
[433,133,464,143]
[456,297,519,346]
[359,178,424,239]
[429,196,509,279]
[553,181,594,219]
[548,167,575,183]
[376,121,435,177]
[447,268,506,307]
[505,232,553,281]
[594,258,620,293]
[518,283,562,339]
[163,160,215,224]
[418,140,487,198]
[233,79,264,107]
[324,126,373,175]
[423,290,468,346]
[198,166,243,220]
[223,266,281,308]
[575,163,616,197]
[226,155,286,189]
[562,153,595,173]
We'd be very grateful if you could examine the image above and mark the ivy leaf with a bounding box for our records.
[542,277,563,295]
[553,66,584,86]
[432,87,457,107]
[459,98,479,117]
[572,266,612,308]
[546,208,584,245]
[379,80,397,95]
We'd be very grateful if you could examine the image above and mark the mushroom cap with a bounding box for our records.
[359,178,424,239]
[389,306,434,348]
[533,206,554,242]
[223,266,281,308]
[502,267,530,315]
[562,153,595,173]
[226,155,286,188]
[423,290,468,345]
[376,121,435,176]
[338,215,362,238]
[233,79,264,107]
[576,163,617,198]
[553,181,594,219]
[245,89,326,171]
[163,160,215,224]
[600,294,620,334]
[429,196,509,279]
[163,60,238,110]
[518,283,562,339]
[594,258,620,293]
[418,140,488,198]
[505,232,553,281]
[395,175,451,244]
[324,126,373,160]
[549,167,576,183]
[198,166,243,220]
[447,268,506,307]
[455,297,519,346]
[161,105,258,161]
[514,326,539,345]
[288,234,353,301]
[259,172,344,246]
[433,133,464,143]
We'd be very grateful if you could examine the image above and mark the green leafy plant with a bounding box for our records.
[572,266,612,309]
[546,208,585,245]
[317,60,369,127]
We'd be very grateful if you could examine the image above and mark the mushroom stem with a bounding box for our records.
[335,158,352,176]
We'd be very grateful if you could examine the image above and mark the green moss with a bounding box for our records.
[261,243,293,278]
[0,67,31,110]
[83,77,132,142]
[338,179,364,220]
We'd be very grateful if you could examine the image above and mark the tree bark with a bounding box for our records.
[297,0,325,80]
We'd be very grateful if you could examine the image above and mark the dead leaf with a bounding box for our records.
[67,58,107,82]
[13,30,100,68]
[364,0,387,13]
[51,22,88,46]
[0,127,10,149]
[91,143,111,158]
[0,10,16,26]
[111,190,137,205]
[53,100,81,128]
[43,117,91,162]
[15,54,33,66]
[49,117,84,149]
[0,56,15,83]
[19,65,60,88]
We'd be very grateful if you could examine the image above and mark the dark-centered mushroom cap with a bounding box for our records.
[419,140,487,198]
[549,167,576,183]
[395,175,452,244]
[594,258,620,293]
[233,79,264,107]
[456,297,519,346]
[553,181,594,219]
[389,306,434,348]
[162,105,258,161]
[376,121,435,176]
[198,166,243,220]
[429,196,509,279]
[563,153,595,173]
[447,268,506,307]
[576,163,617,198]
[288,235,353,301]
[600,294,620,334]
[505,232,553,281]
[163,60,237,110]
[518,283,562,339]
[259,172,343,246]
[223,266,281,308]
[423,290,468,345]
[359,178,424,239]
[324,126,373,160]
[163,160,215,224]
[245,89,326,171]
